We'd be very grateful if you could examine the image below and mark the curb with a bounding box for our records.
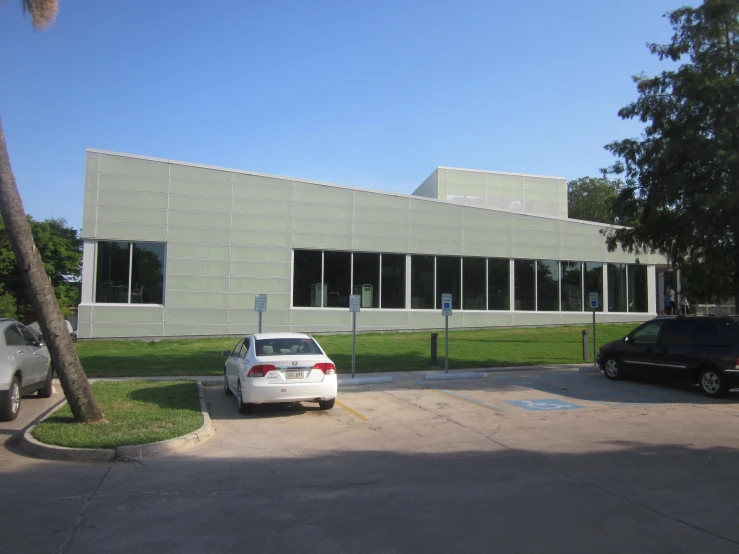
[338,376,394,386]
[423,371,484,381]
[21,381,214,462]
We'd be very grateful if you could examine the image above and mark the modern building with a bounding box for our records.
[78,149,666,339]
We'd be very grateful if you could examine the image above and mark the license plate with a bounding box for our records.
[286,371,304,380]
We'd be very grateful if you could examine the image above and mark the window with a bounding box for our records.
[693,320,739,346]
[436,256,461,310]
[353,253,379,308]
[584,262,603,312]
[411,255,434,309]
[560,262,582,311]
[293,250,323,307]
[537,260,559,311]
[231,339,244,356]
[18,325,37,344]
[514,259,535,310]
[488,258,509,310]
[628,265,648,313]
[381,254,406,309]
[132,242,165,304]
[323,251,351,307]
[608,264,627,312]
[239,340,250,358]
[95,241,165,304]
[631,321,663,344]
[4,324,25,346]
[95,241,131,303]
[255,337,322,356]
[659,320,695,346]
[463,258,486,310]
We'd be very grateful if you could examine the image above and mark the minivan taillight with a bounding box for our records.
[735,358,739,370]
[247,364,276,377]
[313,362,336,375]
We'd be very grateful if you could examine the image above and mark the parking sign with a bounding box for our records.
[349,294,361,313]
[441,293,452,317]
[255,294,268,312]
[588,292,599,309]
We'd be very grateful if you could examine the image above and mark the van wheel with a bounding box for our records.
[603,358,623,380]
[0,376,21,422]
[699,368,728,398]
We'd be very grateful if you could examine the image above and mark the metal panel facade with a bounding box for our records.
[79,150,664,338]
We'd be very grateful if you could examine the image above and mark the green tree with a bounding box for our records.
[0,0,103,422]
[0,284,18,319]
[604,0,739,309]
[567,176,620,224]
[0,217,82,319]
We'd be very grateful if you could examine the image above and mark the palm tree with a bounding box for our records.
[0,0,103,422]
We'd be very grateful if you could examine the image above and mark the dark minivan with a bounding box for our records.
[597,316,739,397]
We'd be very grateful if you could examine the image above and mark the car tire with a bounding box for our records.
[318,399,335,410]
[699,368,728,398]
[224,371,232,396]
[603,358,624,380]
[38,364,54,398]
[237,381,253,414]
[0,376,21,422]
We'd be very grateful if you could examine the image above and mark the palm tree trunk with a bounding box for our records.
[0,118,103,422]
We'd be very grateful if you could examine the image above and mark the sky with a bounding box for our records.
[0,0,685,229]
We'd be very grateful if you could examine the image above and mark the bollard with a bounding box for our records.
[430,333,439,367]
[582,329,589,361]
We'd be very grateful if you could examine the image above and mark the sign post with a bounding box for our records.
[255,294,267,333]
[349,294,361,379]
[588,292,599,366]
[441,293,452,374]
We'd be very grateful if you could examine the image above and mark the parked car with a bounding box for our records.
[222,333,338,414]
[0,318,54,421]
[597,316,739,397]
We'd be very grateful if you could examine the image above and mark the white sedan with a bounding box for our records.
[222,333,338,414]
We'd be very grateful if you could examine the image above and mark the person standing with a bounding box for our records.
[669,288,676,315]
[680,291,690,315]
[663,290,671,315]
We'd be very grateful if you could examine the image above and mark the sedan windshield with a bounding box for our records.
[255,338,322,356]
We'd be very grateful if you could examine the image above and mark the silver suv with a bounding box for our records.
[0,319,53,421]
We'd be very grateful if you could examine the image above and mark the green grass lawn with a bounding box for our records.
[32,380,202,449]
[75,323,636,377]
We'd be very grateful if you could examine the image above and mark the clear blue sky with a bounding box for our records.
[0,0,683,229]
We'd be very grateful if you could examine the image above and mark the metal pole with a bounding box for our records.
[258,312,262,334]
[445,315,449,373]
[352,311,356,378]
[592,310,596,366]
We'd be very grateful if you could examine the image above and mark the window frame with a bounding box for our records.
[93,240,167,306]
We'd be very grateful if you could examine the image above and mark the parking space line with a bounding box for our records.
[413,381,507,413]
[336,400,369,422]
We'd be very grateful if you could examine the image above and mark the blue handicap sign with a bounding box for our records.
[507,399,583,411]
[443,301,451,309]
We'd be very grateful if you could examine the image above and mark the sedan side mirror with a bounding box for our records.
[221,349,231,357]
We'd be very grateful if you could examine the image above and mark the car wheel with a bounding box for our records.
[318,399,335,410]
[224,371,232,396]
[38,364,54,398]
[237,381,253,414]
[0,376,21,422]
[603,358,623,380]
[699,368,728,398]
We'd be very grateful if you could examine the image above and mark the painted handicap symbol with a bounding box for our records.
[507,399,583,411]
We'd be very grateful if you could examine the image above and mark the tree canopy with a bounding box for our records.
[604,0,739,305]
[567,176,620,224]
[0,216,82,319]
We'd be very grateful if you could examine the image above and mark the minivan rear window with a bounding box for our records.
[255,338,322,356]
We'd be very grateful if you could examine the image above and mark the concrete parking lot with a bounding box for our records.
[2,367,739,553]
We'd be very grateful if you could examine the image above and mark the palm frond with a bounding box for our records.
[21,0,58,30]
